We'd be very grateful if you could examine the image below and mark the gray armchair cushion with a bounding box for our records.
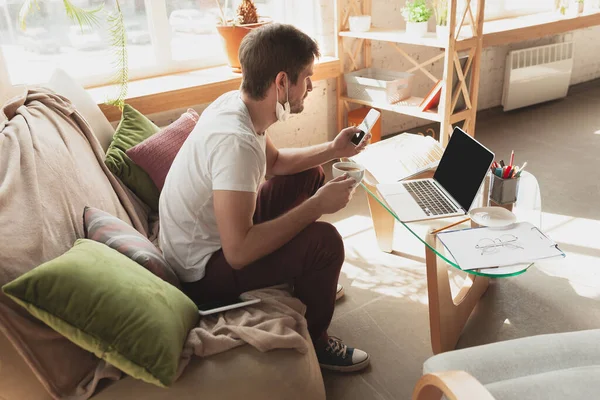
[486,365,600,400]
[424,329,600,399]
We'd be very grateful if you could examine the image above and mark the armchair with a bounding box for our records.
[413,329,600,400]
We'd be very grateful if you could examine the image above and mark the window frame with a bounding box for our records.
[481,0,556,21]
[0,0,308,91]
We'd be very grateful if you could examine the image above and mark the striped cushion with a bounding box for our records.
[83,207,180,288]
[126,109,199,191]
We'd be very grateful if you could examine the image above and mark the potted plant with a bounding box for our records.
[216,0,271,73]
[433,0,449,40]
[401,0,433,38]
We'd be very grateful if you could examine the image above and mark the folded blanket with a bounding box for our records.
[177,286,310,379]
[0,89,149,400]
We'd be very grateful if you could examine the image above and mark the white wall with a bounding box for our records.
[147,78,338,149]
[147,1,600,147]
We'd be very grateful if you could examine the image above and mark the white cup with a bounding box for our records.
[332,161,365,186]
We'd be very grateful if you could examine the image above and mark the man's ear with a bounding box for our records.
[275,71,287,90]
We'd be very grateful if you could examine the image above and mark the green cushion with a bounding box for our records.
[105,104,161,211]
[2,239,199,388]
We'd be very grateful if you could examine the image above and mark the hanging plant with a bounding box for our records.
[19,0,128,110]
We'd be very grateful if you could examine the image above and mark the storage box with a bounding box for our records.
[344,68,415,104]
[349,15,371,32]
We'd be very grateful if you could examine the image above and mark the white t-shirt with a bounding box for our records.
[159,91,267,282]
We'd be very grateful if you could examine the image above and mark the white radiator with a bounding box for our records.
[502,41,574,111]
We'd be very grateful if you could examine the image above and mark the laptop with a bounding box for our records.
[376,127,494,223]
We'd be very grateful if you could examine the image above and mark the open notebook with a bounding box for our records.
[351,133,444,184]
[437,222,565,271]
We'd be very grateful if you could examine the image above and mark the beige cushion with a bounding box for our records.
[93,338,325,400]
[46,69,115,152]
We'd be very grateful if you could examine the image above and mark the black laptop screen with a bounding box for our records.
[433,128,494,211]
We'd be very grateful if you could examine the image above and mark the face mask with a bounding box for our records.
[275,79,291,122]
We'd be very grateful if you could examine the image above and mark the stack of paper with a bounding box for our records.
[351,133,444,184]
[437,222,565,271]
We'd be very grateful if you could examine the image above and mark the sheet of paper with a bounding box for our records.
[351,133,444,183]
[471,263,532,276]
[437,222,565,271]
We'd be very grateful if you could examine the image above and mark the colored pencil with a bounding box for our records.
[431,217,471,234]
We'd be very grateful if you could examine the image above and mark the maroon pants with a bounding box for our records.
[181,166,344,342]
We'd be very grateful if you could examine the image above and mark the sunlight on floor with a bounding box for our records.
[331,215,374,238]
[529,211,600,299]
[332,213,466,304]
[543,212,600,251]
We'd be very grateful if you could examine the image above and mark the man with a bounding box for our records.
[159,23,371,372]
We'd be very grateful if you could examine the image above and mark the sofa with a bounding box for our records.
[413,329,600,400]
[0,79,325,399]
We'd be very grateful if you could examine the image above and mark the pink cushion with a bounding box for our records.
[126,109,199,190]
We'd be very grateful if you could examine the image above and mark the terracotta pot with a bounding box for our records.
[217,19,271,73]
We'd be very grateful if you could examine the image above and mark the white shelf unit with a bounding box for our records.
[335,0,487,146]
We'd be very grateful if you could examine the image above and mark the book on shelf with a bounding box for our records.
[350,133,445,184]
[419,80,443,112]
[419,55,472,113]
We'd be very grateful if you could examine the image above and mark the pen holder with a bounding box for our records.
[490,175,520,208]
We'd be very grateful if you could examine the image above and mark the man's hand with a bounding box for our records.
[330,126,372,159]
[312,174,356,215]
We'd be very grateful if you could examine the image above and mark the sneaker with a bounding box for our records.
[336,283,345,301]
[316,336,370,372]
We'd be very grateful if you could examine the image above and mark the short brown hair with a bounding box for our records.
[239,23,320,100]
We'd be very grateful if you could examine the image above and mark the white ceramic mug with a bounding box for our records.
[332,161,365,186]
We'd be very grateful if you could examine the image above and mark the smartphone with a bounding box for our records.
[197,297,261,316]
[351,108,381,146]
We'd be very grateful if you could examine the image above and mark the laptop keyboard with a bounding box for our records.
[403,180,458,216]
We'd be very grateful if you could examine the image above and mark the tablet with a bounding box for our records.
[197,297,261,316]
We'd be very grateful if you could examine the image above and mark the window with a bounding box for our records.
[480,0,555,21]
[0,0,330,89]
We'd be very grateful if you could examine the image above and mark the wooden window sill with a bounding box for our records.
[91,56,340,122]
[481,10,600,48]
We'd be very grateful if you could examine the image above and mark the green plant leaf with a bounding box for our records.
[18,0,40,30]
[62,0,103,30]
[401,0,433,23]
[105,0,128,110]
[433,0,448,25]
[19,0,128,110]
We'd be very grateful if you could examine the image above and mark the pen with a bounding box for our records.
[509,150,514,167]
[499,160,505,167]
[431,217,471,234]
[516,161,527,177]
